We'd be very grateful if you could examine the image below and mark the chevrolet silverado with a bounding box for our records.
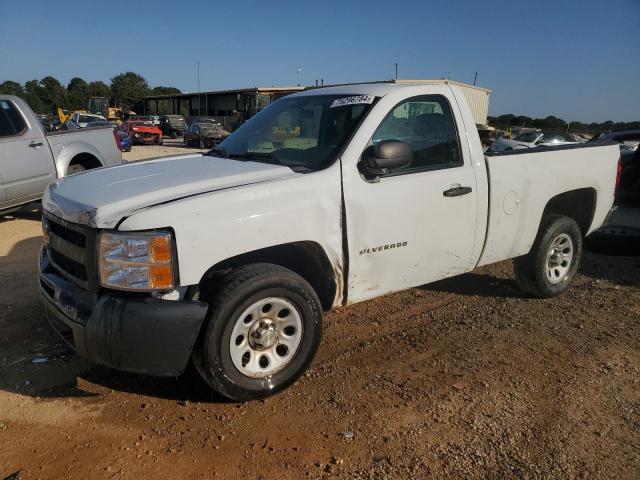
[38,83,620,401]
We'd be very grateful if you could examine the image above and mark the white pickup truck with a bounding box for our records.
[0,95,122,214]
[38,83,620,401]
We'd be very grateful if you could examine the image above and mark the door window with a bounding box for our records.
[372,95,462,173]
[0,100,27,137]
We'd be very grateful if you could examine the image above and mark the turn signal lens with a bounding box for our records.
[150,236,171,262]
[149,265,173,289]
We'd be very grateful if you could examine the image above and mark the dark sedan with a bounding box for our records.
[160,115,187,138]
[184,122,230,148]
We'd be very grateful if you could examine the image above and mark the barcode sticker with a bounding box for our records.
[330,95,375,108]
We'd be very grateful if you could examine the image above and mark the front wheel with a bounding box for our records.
[514,214,582,298]
[194,263,323,401]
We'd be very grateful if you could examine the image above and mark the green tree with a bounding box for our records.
[23,80,47,113]
[88,81,111,98]
[111,72,150,104]
[152,86,181,95]
[67,77,89,109]
[38,76,68,111]
[0,80,24,96]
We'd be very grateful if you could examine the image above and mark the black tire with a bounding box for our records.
[514,214,582,298]
[66,164,86,175]
[194,263,323,402]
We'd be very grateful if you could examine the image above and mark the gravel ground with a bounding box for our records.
[0,199,639,478]
[121,138,203,163]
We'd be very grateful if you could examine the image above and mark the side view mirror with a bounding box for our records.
[359,140,413,179]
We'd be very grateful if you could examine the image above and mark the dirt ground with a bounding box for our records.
[1,179,639,479]
[122,138,204,163]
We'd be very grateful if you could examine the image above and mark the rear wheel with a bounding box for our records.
[193,263,323,402]
[514,214,582,298]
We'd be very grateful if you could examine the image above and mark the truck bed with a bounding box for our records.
[478,143,620,266]
[45,125,122,175]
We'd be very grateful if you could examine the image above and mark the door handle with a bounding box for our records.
[29,141,43,148]
[443,186,473,197]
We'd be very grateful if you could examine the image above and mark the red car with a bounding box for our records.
[122,120,163,145]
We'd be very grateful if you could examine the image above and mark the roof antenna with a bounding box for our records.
[297,66,302,87]
[473,72,478,86]
[394,62,398,80]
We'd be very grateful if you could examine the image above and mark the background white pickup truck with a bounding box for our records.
[0,95,122,214]
[39,83,620,401]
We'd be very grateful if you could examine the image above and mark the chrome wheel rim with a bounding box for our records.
[546,233,574,284]
[229,297,303,378]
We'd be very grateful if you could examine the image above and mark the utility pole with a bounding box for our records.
[297,66,302,87]
[394,63,398,80]
[473,72,478,86]
[197,61,201,116]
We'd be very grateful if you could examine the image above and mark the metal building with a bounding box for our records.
[139,86,305,131]
[140,79,491,131]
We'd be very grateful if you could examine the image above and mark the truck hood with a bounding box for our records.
[43,154,296,228]
[130,126,161,134]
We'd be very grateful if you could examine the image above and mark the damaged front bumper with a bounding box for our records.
[132,133,160,144]
[39,247,208,377]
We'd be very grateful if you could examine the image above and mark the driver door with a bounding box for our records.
[0,99,54,206]
[342,93,479,303]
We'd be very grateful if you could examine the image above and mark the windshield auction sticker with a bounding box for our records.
[330,95,375,108]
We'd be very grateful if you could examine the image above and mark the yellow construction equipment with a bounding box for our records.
[56,107,84,125]
[87,97,134,123]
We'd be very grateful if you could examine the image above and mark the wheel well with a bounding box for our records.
[542,188,596,234]
[68,153,102,171]
[199,242,338,311]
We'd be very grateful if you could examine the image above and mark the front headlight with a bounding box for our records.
[98,231,175,291]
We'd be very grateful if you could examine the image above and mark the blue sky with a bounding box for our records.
[1,0,639,122]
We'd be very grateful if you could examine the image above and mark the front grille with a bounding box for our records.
[43,213,97,290]
[40,278,55,298]
[49,248,88,280]
[48,219,86,247]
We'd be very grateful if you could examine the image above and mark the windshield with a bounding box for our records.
[130,121,151,127]
[513,132,540,143]
[213,94,375,170]
[79,115,102,124]
[200,123,223,132]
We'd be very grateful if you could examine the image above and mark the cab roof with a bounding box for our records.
[292,79,490,98]
[293,82,406,98]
